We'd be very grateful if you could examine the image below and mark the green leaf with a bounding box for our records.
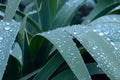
[0,4,41,33]
[57,0,68,11]
[82,0,115,24]
[52,62,104,80]
[38,29,91,80]
[20,51,64,80]
[90,15,120,42]
[3,55,21,80]
[50,0,85,29]
[4,0,21,21]
[39,0,50,31]
[33,52,64,80]
[10,43,22,66]
[0,20,20,80]
[52,69,77,80]
[29,35,52,63]
[64,24,120,80]
[48,0,58,23]
[86,63,104,75]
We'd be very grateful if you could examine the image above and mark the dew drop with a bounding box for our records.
[4,26,11,31]
[47,32,50,34]
[9,50,12,54]
[104,31,109,35]
[58,45,61,48]
[93,46,97,50]
[57,38,60,41]
[60,50,63,53]
[93,29,97,32]
[6,22,10,25]
[71,53,74,56]
[110,42,115,46]
[114,47,118,50]
[118,30,120,33]
[0,37,3,40]
[98,32,104,36]
[73,31,77,35]
[106,38,110,41]
[63,40,66,43]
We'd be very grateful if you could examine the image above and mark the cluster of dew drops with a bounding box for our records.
[0,20,19,65]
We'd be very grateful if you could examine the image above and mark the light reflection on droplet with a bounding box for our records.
[0,37,3,40]
[73,31,77,35]
[6,22,10,25]
[93,29,97,32]
[110,42,115,46]
[93,46,97,50]
[4,26,11,31]
[58,45,61,48]
[98,32,104,36]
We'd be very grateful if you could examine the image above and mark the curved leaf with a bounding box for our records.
[52,69,77,80]
[52,62,104,80]
[10,43,22,65]
[33,52,64,80]
[50,0,85,29]
[0,4,41,33]
[4,0,21,21]
[36,29,91,80]
[82,0,118,24]
[64,24,120,80]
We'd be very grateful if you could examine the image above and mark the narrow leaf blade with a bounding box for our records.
[4,0,21,21]
[0,20,20,80]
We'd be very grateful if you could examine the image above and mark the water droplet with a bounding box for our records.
[4,26,11,31]
[93,29,97,32]
[106,38,110,41]
[98,32,104,36]
[47,32,50,34]
[71,53,74,55]
[93,46,97,50]
[57,38,60,41]
[110,42,115,46]
[114,47,118,50]
[118,30,120,33]
[104,31,109,35]
[0,37,3,40]
[6,22,10,25]
[58,45,61,48]
[62,35,66,38]
[60,50,63,53]
[73,31,77,35]
[9,50,12,54]
[63,40,66,43]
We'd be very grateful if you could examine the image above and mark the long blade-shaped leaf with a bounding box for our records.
[64,25,120,80]
[10,43,22,65]
[82,0,114,24]
[0,4,41,33]
[33,52,64,80]
[4,0,21,21]
[52,63,104,80]
[0,20,20,80]
[20,51,64,80]
[90,15,120,42]
[50,0,85,29]
[38,29,91,80]
[52,69,77,80]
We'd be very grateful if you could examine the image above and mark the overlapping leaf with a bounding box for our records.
[32,28,91,80]
[51,0,85,29]
[0,20,20,80]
